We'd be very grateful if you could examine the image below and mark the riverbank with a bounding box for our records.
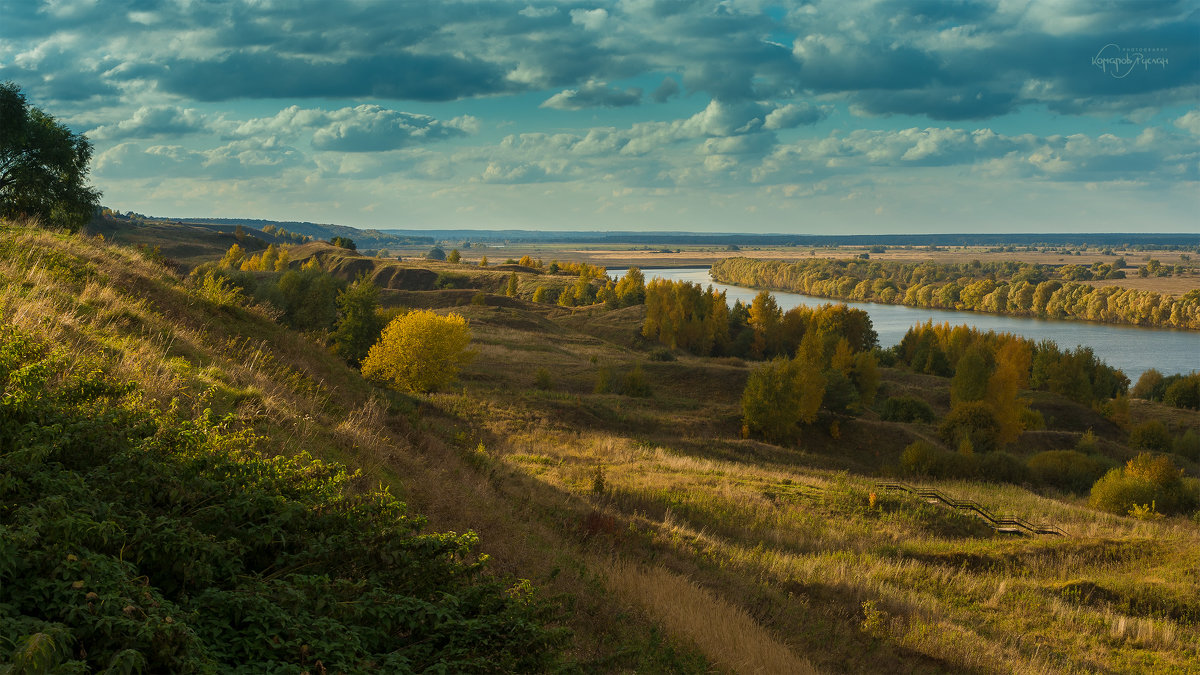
[710,257,1200,332]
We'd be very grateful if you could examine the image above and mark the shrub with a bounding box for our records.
[434,272,470,289]
[979,452,1029,484]
[1131,368,1164,399]
[1026,450,1110,494]
[594,366,613,394]
[1163,375,1200,410]
[899,440,977,479]
[1089,453,1195,515]
[0,325,560,673]
[534,367,553,390]
[425,246,446,260]
[938,401,1002,453]
[1174,429,1200,461]
[879,396,936,423]
[1129,420,1172,452]
[621,364,652,398]
[361,310,475,393]
[648,347,676,362]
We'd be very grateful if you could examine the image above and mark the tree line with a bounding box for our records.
[710,257,1200,330]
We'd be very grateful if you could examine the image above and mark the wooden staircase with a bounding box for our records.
[875,482,1069,537]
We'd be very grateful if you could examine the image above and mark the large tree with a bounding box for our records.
[0,82,100,231]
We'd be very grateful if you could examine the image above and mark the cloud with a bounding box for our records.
[651,77,680,103]
[95,137,308,180]
[139,51,513,102]
[541,81,642,110]
[1174,110,1200,136]
[570,8,608,31]
[87,106,209,140]
[229,105,477,152]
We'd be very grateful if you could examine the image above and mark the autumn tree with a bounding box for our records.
[748,291,782,357]
[361,310,475,393]
[447,249,461,263]
[614,267,646,307]
[505,272,519,297]
[741,356,825,442]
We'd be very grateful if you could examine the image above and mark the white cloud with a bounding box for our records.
[569,8,608,30]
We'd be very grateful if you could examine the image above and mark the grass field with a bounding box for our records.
[9,219,1199,673]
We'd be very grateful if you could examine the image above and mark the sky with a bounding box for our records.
[2,0,1198,234]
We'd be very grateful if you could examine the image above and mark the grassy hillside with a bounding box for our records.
[5,219,1198,673]
[0,220,710,672]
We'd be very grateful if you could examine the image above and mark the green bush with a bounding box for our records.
[621,364,652,398]
[0,325,562,672]
[1174,429,1200,462]
[879,395,936,423]
[534,367,553,390]
[1129,420,1172,452]
[979,451,1030,484]
[1026,450,1110,494]
[899,441,978,480]
[938,401,1002,453]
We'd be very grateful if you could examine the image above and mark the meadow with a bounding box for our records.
[3,219,1198,673]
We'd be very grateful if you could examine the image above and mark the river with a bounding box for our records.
[616,267,1199,381]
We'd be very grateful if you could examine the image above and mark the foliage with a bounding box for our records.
[621,364,652,398]
[741,357,824,442]
[1026,450,1111,494]
[534,367,553,390]
[1089,453,1196,516]
[938,401,1002,453]
[329,236,357,250]
[331,275,385,366]
[880,396,936,423]
[613,267,646,307]
[195,269,246,307]
[899,441,977,480]
[426,246,446,261]
[1129,420,1173,452]
[361,310,475,393]
[0,324,561,673]
[1130,370,1200,410]
[0,82,101,231]
[710,256,1200,329]
[506,272,519,297]
[894,321,1126,407]
[1174,429,1200,462]
[447,248,461,263]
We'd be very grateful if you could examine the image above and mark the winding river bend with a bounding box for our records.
[623,267,1199,382]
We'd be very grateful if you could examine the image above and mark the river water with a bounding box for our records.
[617,267,1199,381]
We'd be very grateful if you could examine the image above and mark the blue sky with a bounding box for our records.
[3,0,1197,233]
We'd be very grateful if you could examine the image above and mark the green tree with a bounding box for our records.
[939,401,1002,453]
[329,236,356,250]
[0,82,100,230]
[331,275,385,366]
[741,357,825,442]
[361,310,475,393]
[426,246,446,261]
[951,344,994,404]
[447,249,461,263]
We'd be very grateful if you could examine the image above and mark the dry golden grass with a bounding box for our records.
[600,558,818,675]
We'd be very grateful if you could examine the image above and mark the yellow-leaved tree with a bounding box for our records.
[361,310,475,393]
